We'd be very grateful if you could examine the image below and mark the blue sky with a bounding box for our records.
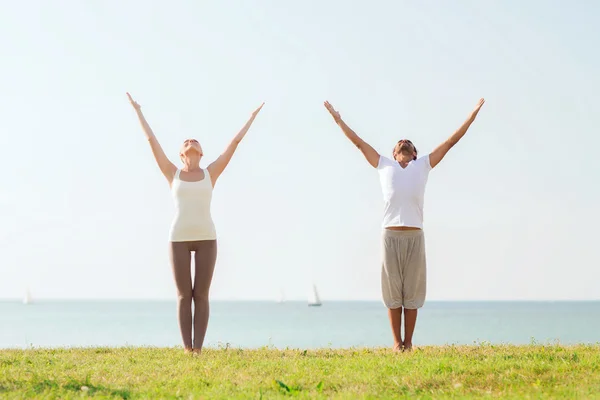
[1,0,599,301]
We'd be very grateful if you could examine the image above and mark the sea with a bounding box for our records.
[1,301,599,349]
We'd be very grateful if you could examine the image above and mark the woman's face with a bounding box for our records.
[180,139,203,158]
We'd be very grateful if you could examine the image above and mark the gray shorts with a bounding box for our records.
[381,229,427,309]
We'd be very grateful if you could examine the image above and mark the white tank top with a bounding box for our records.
[169,169,216,242]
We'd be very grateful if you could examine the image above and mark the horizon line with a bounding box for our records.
[2,298,600,303]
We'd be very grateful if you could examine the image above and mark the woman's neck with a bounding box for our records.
[182,158,201,172]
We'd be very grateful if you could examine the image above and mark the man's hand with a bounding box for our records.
[126,92,141,111]
[252,102,265,117]
[470,98,485,119]
[324,101,341,123]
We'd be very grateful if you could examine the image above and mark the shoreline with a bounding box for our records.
[3,299,600,303]
[2,342,600,350]
[3,340,600,352]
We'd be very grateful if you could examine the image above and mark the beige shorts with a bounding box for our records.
[381,229,427,309]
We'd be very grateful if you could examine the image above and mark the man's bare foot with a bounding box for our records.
[192,348,202,355]
[184,347,193,354]
[393,343,403,352]
[403,342,413,352]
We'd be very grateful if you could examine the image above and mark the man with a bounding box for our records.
[324,98,485,351]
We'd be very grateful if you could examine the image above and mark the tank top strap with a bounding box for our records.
[174,169,181,180]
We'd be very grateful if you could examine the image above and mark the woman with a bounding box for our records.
[127,93,264,353]
[324,98,485,351]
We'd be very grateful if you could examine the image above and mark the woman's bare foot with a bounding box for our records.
[184,347,193,354]
[403,342,413,352]
[393,342,403,352]
[192,348,202,355]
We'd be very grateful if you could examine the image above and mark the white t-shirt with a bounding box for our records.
[376,155,432,229]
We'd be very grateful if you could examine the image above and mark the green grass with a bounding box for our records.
[1,345,600,399]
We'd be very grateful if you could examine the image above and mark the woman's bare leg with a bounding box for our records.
[191,240,218,352]
[169,242,193,351]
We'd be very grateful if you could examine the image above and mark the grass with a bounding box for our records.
[1,345,600,399]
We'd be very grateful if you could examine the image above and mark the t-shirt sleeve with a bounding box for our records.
[377,155,396,169]
[416,155,432,171]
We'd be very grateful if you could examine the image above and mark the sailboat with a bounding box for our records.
[308,284,322,307]
[276,288,285,304]
[23,288,32,305]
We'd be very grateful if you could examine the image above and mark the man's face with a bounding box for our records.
[394,139,417,161]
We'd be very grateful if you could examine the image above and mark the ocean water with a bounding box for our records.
[1,301,599,349]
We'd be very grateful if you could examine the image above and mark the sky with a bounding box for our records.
[0,0,599,301]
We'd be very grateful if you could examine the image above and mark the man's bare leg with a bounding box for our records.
[403,308,418,351]
[388,307,403,351]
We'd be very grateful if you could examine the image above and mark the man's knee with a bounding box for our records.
[403,299,425,309]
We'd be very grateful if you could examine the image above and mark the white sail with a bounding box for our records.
[23,288,32,305]
[308,284,322,306]
[276,288,285,303]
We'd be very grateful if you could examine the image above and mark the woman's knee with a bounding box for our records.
[192,288,209,303]
[177,291,193,304]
